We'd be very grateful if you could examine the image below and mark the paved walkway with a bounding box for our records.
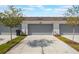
[63,35,79,43]
[7,35,79,54]
[0,35,16,45]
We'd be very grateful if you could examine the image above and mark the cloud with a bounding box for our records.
[44,8,53,11]
[23,7,34,11]
[55,5,72,12]
[22,5,72,12]
[48,5,72,14]
[22,5,45,11]
[61,5,72,9]
[44,8,67,12]
[53,8,67,12]
[36,5,72,12]
[28,5,44,8]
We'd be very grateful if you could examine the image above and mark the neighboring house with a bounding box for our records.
[0,17,79,35]
[0,24,21,35]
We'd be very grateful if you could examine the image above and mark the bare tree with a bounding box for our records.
[0,5,24,40]
[65,5,79,40]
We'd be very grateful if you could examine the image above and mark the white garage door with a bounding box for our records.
[28,24,53,35]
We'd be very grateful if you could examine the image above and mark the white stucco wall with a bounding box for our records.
[53,24,60,35]
[21,23,28,35]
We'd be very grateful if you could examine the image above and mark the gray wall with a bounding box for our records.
[0,24,21,35]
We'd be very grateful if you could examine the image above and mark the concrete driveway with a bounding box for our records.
[7,35,79,54]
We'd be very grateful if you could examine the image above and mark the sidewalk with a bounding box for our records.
[7,35,79,54]
[0,35,16,45]
[63,35,79,43]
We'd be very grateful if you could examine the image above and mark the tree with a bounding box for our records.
[0,5,24,40]
[65,5,79,40]
[67,17,78,40]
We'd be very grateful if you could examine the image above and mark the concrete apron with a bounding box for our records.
[7,35,79,54]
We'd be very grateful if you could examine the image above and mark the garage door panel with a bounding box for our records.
[60,24,79,34]
[28,24,53,35]
[75,25,79,34]
[60,24,73,34]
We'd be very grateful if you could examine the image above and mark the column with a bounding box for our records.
[21,23,28,35]
[53,24,60,35]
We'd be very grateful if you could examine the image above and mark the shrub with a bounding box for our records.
[20,32,27,36]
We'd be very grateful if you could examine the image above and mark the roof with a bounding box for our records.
[23,17,67,24]
[24,17,67,21]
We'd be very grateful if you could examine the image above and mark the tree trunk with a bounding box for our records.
[25,26,26,34]
[41,46,44,54]
[72,26,75,41]
[10,27,12,40]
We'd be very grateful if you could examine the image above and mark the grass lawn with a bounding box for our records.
[0,36,26,54]
[55,35,79,52]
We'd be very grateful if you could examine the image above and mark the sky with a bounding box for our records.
[0,5,73,17]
